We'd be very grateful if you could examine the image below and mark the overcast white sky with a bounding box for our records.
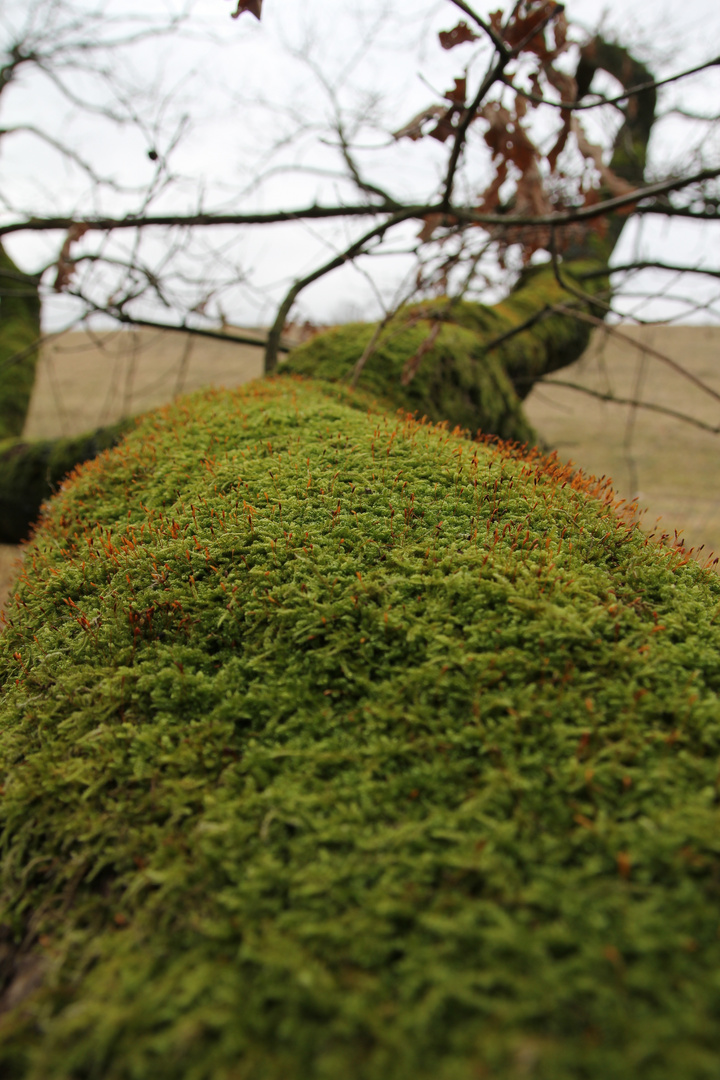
[2,0,720,330]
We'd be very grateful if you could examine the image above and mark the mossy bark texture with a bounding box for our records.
[0,421,133,543]
[1,377,720,1079]
[282,259,607,443]
[0,243,41,441]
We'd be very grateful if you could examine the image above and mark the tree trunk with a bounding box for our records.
[0,422,132,543]
[282,39,655,438]
[0,242,41,440]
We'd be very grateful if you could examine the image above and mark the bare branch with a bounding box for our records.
[0,203,403,238]
[63,290,293,353]
[0,123,144,192]
[264,210,419,374]
[553,305,720,405]
[541,379,720,434]
[448,166,720,227]
[635,203,720,221]
[549,235,614,319]
[335,120,396,203]
[445,0,511,58]
[441,57,509,209]
[94,312,292,353]
[504,53,720,112]
[3,165,717,241]
[440,0,567,208]
[664,107,720,122]
[579,261,720,281]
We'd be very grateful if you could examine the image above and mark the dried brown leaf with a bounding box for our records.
[552,10,569,53]
[428,106,460,143]
[417,213,457,242]
[528,69,542,107]
[230,0,262,19]
[476,159,509,214]
[53,223,89,293]
[542,63,577,102]
[444,77,467,106]
[546,115,571,172]
[480,102,536,174]
[417,214,445,242]
[438,21,479,50]
[515,160,552,217]
[489,10,504,33]
[502,0,563,60]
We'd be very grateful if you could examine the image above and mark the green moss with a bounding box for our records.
[0,420,133,543]
[0,244,41,440]
[282,260,610,433]
[492,262,608,397]
[1,377,720,1078]
[284,317,535,444]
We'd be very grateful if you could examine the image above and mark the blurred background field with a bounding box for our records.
[1,324,718,608]
[524,324,720,560]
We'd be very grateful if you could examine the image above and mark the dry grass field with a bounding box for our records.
[524,324,720,559]
[21,326,269,440]
[1,323,718,609]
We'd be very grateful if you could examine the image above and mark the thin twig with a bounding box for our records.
[4,165,716,239]
[553,304,720,404]
[446,0,510,58]
[264,210,418,374]
[540,378,720,433]
[68,304,293,353]
[579,261,720,281]
[503,53,720,112]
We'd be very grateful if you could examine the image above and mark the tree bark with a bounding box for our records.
[0,242,41,440]
[0,421,132,543]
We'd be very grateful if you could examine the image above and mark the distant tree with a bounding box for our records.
[1,0,719,539]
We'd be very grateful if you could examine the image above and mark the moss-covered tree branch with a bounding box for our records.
[0,421,132,543]
[280,36,656,441]
[0,242,41,440]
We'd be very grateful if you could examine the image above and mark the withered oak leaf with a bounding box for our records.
[438,21,479,50]
[231,0,262,19]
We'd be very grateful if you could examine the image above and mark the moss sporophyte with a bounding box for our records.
[1,376,720,1080]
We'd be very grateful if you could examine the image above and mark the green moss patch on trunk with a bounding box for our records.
[0,244,41,441]
[282,261,608,441]
[0,420,133,544]
[283,318,535,445]
[1,377,720,1079]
